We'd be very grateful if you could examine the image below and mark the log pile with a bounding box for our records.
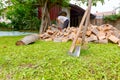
[39,24,120,46]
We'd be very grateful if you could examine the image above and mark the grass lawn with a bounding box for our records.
[0,36,120,80]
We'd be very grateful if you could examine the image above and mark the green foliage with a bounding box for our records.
[104,13,120,22]
[51,0,70,7]
[0,36,120,79]
[38,0,70,9]
[0,0,4,10]
[75,0,105,6]
[0,22,9,28]
[6,0,41,31]
[92,0,104,5]
[5,0,69,31]
[61,0,70,7]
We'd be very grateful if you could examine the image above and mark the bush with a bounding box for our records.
[104,13,120,22]
[6,1,41,31]
[0,22,9,28]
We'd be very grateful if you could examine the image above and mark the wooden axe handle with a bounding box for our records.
[69,8,89,53]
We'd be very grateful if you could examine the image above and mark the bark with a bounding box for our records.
[39,0,51,34]
[16,34,40,46]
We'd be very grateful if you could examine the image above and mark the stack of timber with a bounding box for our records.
[39,24,120,46]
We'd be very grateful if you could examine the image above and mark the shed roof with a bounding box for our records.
[70,4,96,19]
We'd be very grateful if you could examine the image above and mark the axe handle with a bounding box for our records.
[69,8,89,53]
[69,0,92,53]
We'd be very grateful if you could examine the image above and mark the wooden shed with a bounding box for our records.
[38,4,96,27]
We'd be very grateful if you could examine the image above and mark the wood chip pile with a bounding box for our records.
[39,24,120,46]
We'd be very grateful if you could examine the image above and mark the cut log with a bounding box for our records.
[103,24,112,31]
[16,34,39,46]
[105,30,113,39]
[53,37,62,42]
[42,33,50,39]
[118,33,120,39]
[45,38,52,41]
[91,27,99,36]
[97,26,103,31]
[97,31,106,40]
[99,39,108,44]
[62,37,69,42]
[108,35,119,43]
[68,32,76,40]
[118,40,120,47]
[91,34,98,41]
[113,30,120,38]
[86,30,92,36]
[46,30,54,35]
[91,25,97,28]
[71,28,77,34]
[63,32,69,37]
[86,34,98,42]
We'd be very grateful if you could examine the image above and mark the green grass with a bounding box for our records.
[0,36,120,80]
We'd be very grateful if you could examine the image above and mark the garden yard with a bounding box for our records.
[0,36,120,80]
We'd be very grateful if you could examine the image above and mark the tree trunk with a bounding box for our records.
[39,0,51,34]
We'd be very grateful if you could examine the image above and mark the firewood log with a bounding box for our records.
[108,35,119,43]
[39,24,120,46]
[16,34,40,46]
